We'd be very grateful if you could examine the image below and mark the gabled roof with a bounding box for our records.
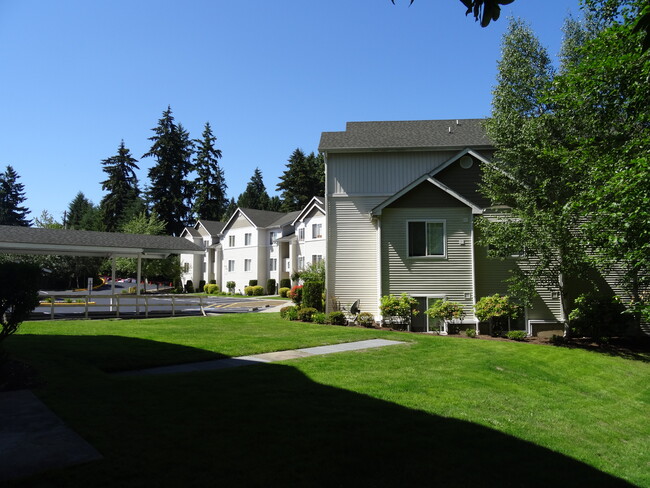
[428,148,493,177]
[371,177,483,216]
[319,119,491,153]
[221,207,292,234]
[0,225,204,258]
[180,227,201,238]
[270,210,301,228]
[292,196,326,226]
[196,220,225,236]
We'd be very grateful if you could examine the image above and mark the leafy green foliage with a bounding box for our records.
[266,279,276,295]
[0,262,40,344]
[380,293,419,322]
[327,311,346,326]
[279,287,290,298]
[474,294,521,322]
[289,285,303,305]
[356,312,375,327]
[465,328,477,338]
[204,284,220,294]
[226,281,236,293]
[0,165,31,226]
[391,0,515,28]
[297,307,318,322]
[302,281,324,312]
[568,294,634,341]
[505,330,527,341]
[297,260,325,285]
[425,300,465,322]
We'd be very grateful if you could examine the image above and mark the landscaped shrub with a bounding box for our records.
[205,284,219,294]
[356,312,375,327]
[226,281,236,293]
[0,262,41,346]
[284,307,299,321]
[568,293,633,341]
[328,311,346,326]
[266,279,276,295]
[279,287,291,298]
[303,281,324,311]
[297,307,318,322]
[280,278,291,289]
[426,300,465,323]
[465,328,477,338]
[312,312,327,324]
[280,306,298,319]
[380,293,419,325]
[549,334,566,345]
[244,286,253,296]
[184,280,194,293]
[252,285,264,296]
[506,330,527,341]
[474,294,522,336]
[198,280,206,293]
[249,280,258,287]
[289,285,303,305]
[209,279,216,285]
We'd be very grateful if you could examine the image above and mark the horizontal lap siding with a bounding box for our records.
[382,207,475,316]
[327,197,383,314]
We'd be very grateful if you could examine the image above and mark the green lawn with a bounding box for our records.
[6,314,649,487]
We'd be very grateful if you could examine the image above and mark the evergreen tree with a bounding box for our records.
[276,149,324,211]
[66,192,102,230]
[0,165,31,226]
[193,122,227,221]
[100,140,141,232]
[237,167,271,210]
[143,106,195,235]
[223,197,238,220]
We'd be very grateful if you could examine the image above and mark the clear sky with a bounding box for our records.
[0,0,581,224]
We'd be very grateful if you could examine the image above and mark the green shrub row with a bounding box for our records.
[204,283,220,294]
[279,287,291,298]
[279,306,347,326]
[244,285,265,296]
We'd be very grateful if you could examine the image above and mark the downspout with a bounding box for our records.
[323,151,331,312]
[376,215,382,321]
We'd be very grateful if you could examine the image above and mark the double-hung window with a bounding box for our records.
[244,233,252,246]
[298,256,305,270]
[408,220,446,257]
[312,223,322,239]
[298,227,305,241]
[269,258,277,271]
[229,235,235,247]
[312,254,323,265]
[227,260,235,272]
[244,259,252,272]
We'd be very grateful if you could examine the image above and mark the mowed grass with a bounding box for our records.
[6,314,650,487]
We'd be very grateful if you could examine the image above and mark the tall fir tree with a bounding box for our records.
[99,140,142,232]
[223,197,238,220]
[66,192,102,231]
[143,106,195,235]
[0,165,31,226]
[193,122,227,221]
[276,149,325,211]
[237,167,271,210]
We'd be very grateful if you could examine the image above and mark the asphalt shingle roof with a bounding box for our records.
[238,208,289,228]
[0,225,203,254]
[319,119,491,152]
[198,220,225,235]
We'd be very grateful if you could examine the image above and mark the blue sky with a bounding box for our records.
[0,0,581,224]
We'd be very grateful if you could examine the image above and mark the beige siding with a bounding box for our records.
[328,151,459,196]
[326,196,384,314]
[381,207,475,316]
[230,214,252,229]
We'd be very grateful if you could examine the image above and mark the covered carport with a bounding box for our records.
[0,225,204,296]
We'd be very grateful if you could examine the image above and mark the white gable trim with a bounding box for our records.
[220,208,257,236]
[428,148,492,178]
[291,196,325,226]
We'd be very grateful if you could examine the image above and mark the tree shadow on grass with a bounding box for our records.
[5,335,636,487]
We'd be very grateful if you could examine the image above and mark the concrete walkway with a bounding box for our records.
[117,339,406,377]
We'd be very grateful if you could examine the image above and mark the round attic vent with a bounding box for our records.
[459,155,473,169]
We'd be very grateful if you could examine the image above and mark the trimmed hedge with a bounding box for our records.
[198,280,206,293]
[280,278,291,289]
[267,279,276,295]
[249,280,258,287]
[297,307,318,322]
[303,281,324,311]
[279,287,290,298]
[328,311,346,326]
[184,280,194,294]
[204,284,220,294]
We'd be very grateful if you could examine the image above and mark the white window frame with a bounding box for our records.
[244,259,252,272]
[312,223,322,239]
[227,260,235,272]
[229,235,235,247]
[244,233,252,246]
[298,256,305,270]
[311,254,323,265]
[269,258,277,271]
[269,231,278,245]
[407,220,446,258]
[298,227,305,241]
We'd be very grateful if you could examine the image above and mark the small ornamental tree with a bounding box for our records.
[426,300,466,323]
[474,294,522,335]
[0,262,41,346]
[226,281,236,293]
[380,293,419,326]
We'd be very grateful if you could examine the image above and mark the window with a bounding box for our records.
[285,258,291,272]
[182,262,190,273]
[244,233,252,246]
[312,254,323,265]
[269,231,278,245]
[244,259,252,272]
[312,223,322,239]
[269,258,277,271]
[408,221,445,257]
[227,260,235,272]
[298,227,305,241]
[298,256,305,270]
[229,235,235,247]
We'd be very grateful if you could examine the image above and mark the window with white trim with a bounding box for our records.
[244,259,252,272]
[269,258,277,271]
[312,254,323,265]
[244,233,252,246]
[298,227,305,241]
[227,260,235,272]
[269,231,278,245]
[182,262,190,273]
[298,256,305,270]
[408,220,446,257]
[285,258,291,272]
[312,223,322,239]
[229,235,235,247]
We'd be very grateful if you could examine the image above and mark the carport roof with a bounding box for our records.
[0,225,204,259]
